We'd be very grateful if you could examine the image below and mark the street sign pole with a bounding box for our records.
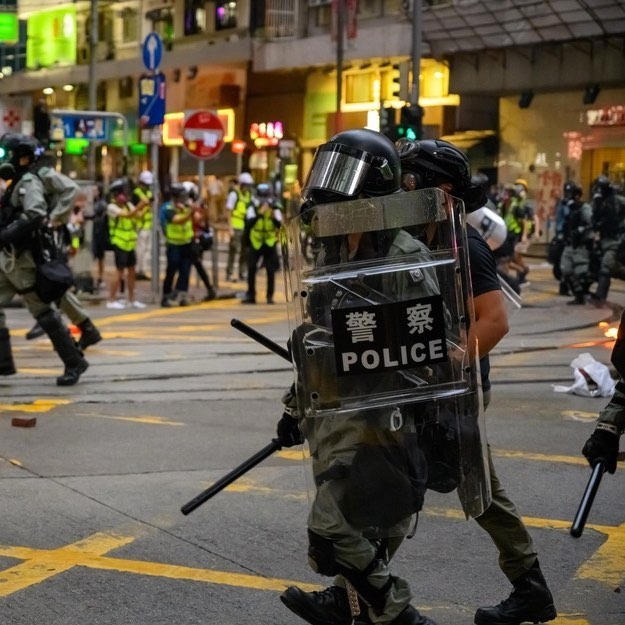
[141,32,165,305]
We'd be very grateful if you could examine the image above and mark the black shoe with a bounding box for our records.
[25,323,45,340]
[78,320,102,350]
[280,585,355,625]
[567,295,586,305]
[203,288,217,302]
[392,605,439,625]
[135,273,150,281]
[57,359,89,386]
[241,296,256,304]
[161,298,173,308]
[474,562,556,625]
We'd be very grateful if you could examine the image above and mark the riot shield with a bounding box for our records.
[282,188,491,526]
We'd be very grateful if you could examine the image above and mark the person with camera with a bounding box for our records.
[161,183,194,307]
[241,182,283,305]
[182,181,216,302]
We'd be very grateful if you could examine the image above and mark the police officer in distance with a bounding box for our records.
[0,134,88,385]
[558,183,593,305]
[590,175,625,306]
[132,170,154,280]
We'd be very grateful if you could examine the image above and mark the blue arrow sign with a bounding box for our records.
[138,73,166,128]
[142,32,163,71]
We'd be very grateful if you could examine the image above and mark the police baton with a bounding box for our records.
[181,319,291,515]
[181,438,282,515]
[570,461,605,538]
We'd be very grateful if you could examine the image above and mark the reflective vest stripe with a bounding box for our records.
[134,187,153,230]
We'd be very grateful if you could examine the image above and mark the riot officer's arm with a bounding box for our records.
[0,177,46,245]
[40,169,79,225]
[471,289,509,359]
[276,383,304,448]
[582,312,625,473]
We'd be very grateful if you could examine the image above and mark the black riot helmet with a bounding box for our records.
[563,181,578,200]
[0,133,42,169]
[302,128,401,204]
[396,138,486,212]
[256,183,272,198]
[592,175,612,197]
[170,182,189,200]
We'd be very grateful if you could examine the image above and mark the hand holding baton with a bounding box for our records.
[570,461,605,538]
[181,319,292,516]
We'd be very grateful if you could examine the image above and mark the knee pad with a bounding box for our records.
[307,529,338,577]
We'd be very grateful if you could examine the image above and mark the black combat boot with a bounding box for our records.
[280,585,357,625]
[0,328,16,375]
[37,310,89,386]
[77,318,102,350]
[591,272,611,307]
[25,322,45,340]
[474,560,557,625]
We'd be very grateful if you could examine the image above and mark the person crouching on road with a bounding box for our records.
[106,178,146,309]
[161,183,194,307]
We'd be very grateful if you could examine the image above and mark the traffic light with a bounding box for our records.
[394,104,423,141]
[379,106,395,136]
[391,61,409,103]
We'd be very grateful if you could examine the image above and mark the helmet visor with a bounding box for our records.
[302,143,373,201]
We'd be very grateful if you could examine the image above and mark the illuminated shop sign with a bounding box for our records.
[26,6,77,69]
[250,121,284,148]
[0,13,18,43]
[586,106,625,127]
[162,109,234,146]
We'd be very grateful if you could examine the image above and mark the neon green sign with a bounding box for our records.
[27,6,76,69]
[0,13,18,43]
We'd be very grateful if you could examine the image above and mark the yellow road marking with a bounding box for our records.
[576,521,625,587]
[493,449,591,467]
[0,532,319,597]
[12,368,55,375]
[0,399,71,413]
[75,413,185,426]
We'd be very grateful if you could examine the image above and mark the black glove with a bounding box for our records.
[276,412,303,448]
[582,426,620,473]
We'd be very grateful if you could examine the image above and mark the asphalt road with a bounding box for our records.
[0,259,624,625]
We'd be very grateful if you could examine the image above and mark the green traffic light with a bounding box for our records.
[0,147,6,159]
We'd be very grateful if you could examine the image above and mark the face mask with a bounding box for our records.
[116,193,128,204]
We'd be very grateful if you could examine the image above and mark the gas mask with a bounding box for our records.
[0,162,16,181]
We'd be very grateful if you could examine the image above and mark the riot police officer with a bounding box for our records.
[278,129,489,625]
[559,184,594,305]
[591,176,625,306]
[0,134,88,385]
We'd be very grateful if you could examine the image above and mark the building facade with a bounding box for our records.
[0,0,622,229]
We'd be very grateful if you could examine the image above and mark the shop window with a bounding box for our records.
[215,1,237,31]
[121,7,139,44]
[345,72,376,104]
[184,0,206,36]
[146,7,174,48]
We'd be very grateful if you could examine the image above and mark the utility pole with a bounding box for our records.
[88,0,98,181]
[410,0,424,137]
[335,0,345,134]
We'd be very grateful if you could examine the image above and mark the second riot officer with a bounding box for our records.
[0,134,88,385]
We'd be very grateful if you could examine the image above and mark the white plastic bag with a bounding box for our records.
[552,353,616,398]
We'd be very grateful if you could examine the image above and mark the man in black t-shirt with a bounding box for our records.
[396,140,556,625]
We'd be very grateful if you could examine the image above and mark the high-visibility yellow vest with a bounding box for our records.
[133,186,153,230]
[164,203,194,245]
[231,189,251,230]
[110,203,138,251]
[249,208,279,250]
